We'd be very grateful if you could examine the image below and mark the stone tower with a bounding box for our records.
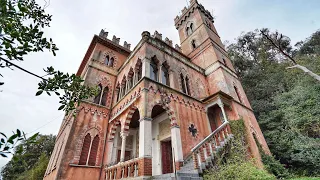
[44,1,269,179]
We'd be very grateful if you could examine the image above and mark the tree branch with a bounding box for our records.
[260,30,297,64]
[286,65,320,82]
[0,57,46,81]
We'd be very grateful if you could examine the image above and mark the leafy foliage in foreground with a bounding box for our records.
[204,120,276,180]
[0,0,98,157]
[1,134,55,180]
[227,29,320,176]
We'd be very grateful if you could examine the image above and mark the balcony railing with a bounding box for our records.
[189,122,232,169]
[106,158,139,180]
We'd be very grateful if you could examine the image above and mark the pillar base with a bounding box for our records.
[138,157,152,177]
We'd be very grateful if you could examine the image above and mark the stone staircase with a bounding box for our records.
[151,122,232,180]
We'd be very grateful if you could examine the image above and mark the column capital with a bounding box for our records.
[120,132,129,138]
[139,117,152,122]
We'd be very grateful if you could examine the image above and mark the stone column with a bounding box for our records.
[217,100,228,123]
[139,117,152,158]
[138,117,152,177]
[171,125,184,170]
[141,58,151,79]
[120,132,128,162]
[168,70,174,88]
[159,65,163,84]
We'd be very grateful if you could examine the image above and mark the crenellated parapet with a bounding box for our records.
[98,29,131,50]
[174,0,214,29]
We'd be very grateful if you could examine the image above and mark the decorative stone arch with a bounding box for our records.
[103,50,118,68]
[72,126,103,165]
[96,76,113,107]
[108,120,121,141]
[148,92,178,127]
[185,21,194,36]
[122,105,139,134]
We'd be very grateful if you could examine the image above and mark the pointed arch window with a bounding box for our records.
[109,57,114,67]
[234,86,242,103]
[79,133,100,166]
[191,40,197,49]
[93,84,108,106]
[105,55,110,65]
[150,58,158,81]
[94,84,102,104]
[101,87,108,106]
[79,134,91,165]
[180,73,186,94]
[185,76,191,95]
[121,77,127,97]
[116,84,120,102]
[161,64,169,86]
[186,22,194,36]
[88,135,99,166]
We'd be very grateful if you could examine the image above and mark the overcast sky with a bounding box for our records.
[0,0,319,168]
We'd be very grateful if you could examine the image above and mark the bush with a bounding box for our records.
[204,160,275,180]
[204,119,276,180]
[261,153,291,179]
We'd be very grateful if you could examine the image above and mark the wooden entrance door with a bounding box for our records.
[161,141,173,174]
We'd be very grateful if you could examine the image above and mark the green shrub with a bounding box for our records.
[204,119,275,180]
[204,160,275,180]
[261,153,291,179]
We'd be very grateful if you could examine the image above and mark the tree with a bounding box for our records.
[1,134,56,180]
[228,28,320,176]
[0,0,97,157]
[260,29,320,82]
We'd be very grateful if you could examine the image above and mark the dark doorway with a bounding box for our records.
[207,105,223,132]
[161,140,173,174]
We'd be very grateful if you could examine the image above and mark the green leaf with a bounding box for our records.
[58,105,65,110]
[35,90,43,96]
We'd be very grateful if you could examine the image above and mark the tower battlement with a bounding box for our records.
[99,29,131,50]
[174,0,214,29]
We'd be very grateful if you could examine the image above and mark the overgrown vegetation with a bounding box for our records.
[1,134,55,180]
[227,29,320,177]
[204,120,276,180]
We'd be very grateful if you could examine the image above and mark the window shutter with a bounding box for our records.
[88,135,100,166]
[79,134,91,165]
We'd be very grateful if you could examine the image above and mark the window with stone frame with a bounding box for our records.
[79,133,100,166]
[191,39,197,49]
[186,22,194,36]
[116,83,120,102]
[93,84,108,106]
[234,85,242,103]
[105,55,110,65]
[185,76,191,95]
[161,62,170,86]
[109,57,114,67]
[180,73,186,94]
[150,57,158,82]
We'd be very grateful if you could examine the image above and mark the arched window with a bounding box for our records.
[88,135,99,166]
[161,65,169,86]
[101,87,108,106]
[79,134,91,165]
[138,66,142,81]
[105,55,110,65]
[94,84,102,104]
[186,22,194,36]
[121,77,127,97]
[150,58,158,81]
[109,57,114,67]
[191,40,197,49]
[222,58,226,65]
[234,86,242,103]
[116,84,120,102]
[129,74,134,89]
[180,73,186,94]
[185,76,191,95]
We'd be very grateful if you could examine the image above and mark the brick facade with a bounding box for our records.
[44,0,269,179]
